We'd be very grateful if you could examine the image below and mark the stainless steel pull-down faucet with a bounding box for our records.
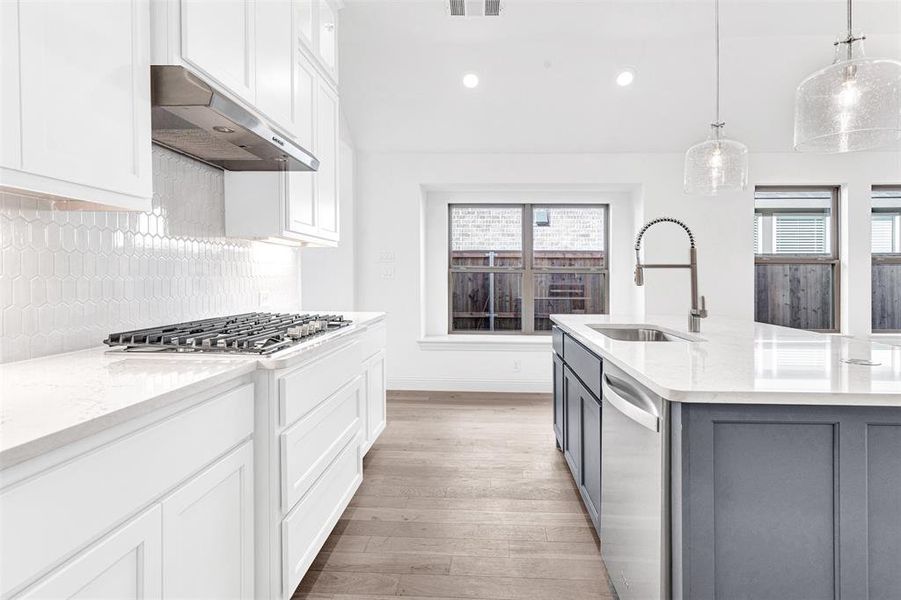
[634,217,708,333]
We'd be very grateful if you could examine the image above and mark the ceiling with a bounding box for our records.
[338,0,901,153]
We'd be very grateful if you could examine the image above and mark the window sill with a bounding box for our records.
[418,335,552,352]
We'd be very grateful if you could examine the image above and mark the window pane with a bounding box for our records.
[450,271,522,331]
[534,272,606,331]
[873,263,901,331]
[533,206,606,268]
[871,188,901,254]
[872,187,901,331]
[451,206,522,267]
[755,189,833,255]
[755,263,835,330]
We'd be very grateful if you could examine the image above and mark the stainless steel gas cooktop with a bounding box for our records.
[104,312,352,355]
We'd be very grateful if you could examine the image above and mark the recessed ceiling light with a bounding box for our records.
[462,73,479,89]
[616,69,635,87]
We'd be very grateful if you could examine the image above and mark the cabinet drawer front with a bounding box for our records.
[552,326,564,357]
[0,383,253,597]
[359,321,387,360]
[563,334,602,398]
[280,376,362,511]
[279,341,361,428]
[282,434,363,596]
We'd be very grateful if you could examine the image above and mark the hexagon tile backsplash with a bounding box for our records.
[0,147,302,363]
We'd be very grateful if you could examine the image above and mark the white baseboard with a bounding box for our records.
[388,376,551,394]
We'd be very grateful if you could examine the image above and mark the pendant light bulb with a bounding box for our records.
[793,0,901,153]
[683,0,749,195]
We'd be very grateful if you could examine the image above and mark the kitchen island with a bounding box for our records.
[551,313,901,600]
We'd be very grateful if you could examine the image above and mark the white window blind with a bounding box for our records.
[774,215,828,254]
[872,215,897,253]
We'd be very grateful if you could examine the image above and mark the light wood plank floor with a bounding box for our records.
[293,390,615,600]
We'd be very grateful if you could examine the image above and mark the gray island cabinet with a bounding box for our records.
[550,321,901,600]
[673,402,901,600]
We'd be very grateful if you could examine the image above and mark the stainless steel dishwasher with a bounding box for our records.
[601,362,669,600]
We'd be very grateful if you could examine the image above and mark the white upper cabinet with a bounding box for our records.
[1,0,152,211]
[152,0,337,143]
[315,80,339,242]
[223,1,340,247]
[161,0,256,103]
[255,0,295,135]
[295,0,314,51]
[294,0,338,86]
[317,0,338,79]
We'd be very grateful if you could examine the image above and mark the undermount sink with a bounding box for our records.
[588,325,699,342]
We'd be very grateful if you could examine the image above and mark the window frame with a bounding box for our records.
[447,203,610,335]
[872,185,901,333]
[754,186,841,333]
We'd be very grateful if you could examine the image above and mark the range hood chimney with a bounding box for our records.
[150,65,319,172]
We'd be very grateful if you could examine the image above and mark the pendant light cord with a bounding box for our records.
[839,0,863,59]
[847,0,852,39]
[713,0,724,129]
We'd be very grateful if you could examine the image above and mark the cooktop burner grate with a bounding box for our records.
[104,312,352,355]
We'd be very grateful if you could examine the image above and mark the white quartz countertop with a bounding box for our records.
[551,314,901,406]
[0,312,386,468]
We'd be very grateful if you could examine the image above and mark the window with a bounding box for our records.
[448,204,609,333]
[872,186,901,332]
[754,187,840,332]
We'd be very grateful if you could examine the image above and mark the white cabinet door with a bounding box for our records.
[314,81,339,242]
[293,51,316,152]
[0,0,21,170]
[295,0,314,53]
[255,0,294,136]
[284,51,317,237]
[317,0,337,78]
[2,0,152,209]
[181,0,256,102]
[162,441,254,600]
[363,350,387,452]
[19,507,162,600]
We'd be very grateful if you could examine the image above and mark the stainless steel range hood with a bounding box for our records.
[150,65,319,172]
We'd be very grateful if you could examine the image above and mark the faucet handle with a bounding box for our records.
[699,295,708,318]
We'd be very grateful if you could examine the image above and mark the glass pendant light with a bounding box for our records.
[684,0,748,195]
[794,0,901,152]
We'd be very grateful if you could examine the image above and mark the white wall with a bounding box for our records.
[355,150,900,392]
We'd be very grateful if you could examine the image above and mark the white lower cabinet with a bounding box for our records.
[1,380,254,600]
[18,506,162,600]
[162,441,254,600]
[255,320,386,599]
[281,433,363,594]
[363,350,387,453]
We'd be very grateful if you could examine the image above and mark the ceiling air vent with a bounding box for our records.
[447,0,503,17]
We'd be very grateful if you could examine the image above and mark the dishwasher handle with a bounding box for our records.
[602,373,660,433]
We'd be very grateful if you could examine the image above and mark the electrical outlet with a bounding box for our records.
[513,360,522,372]
[258,290,271,309]
[380,266,396,280]
[378,251,396,263]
